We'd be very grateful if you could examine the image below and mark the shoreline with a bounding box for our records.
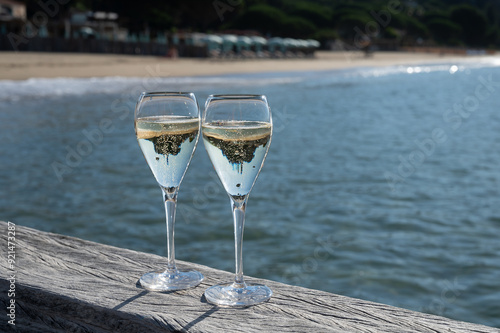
[0,50,498,81]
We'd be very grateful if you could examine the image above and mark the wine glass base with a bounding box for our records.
[140,270,204,291]
[204,282,272,307]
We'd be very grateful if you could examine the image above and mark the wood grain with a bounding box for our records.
[0,221,498,332]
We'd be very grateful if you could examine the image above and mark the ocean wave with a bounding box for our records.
[300,56,500,88]
[1,56,499,101]
[0,74,303,102]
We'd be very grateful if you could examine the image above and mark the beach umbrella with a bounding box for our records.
[237,36,252,45]
[204,34,223,44]
[189,33,206,46]
[306,39,321,48]
[221,34,238,52]
[250,36,267,53]
[203,34,223,52]
[236,36,253,53]
[282,38,301,54]
[267,37,283,45]
[294,39,308,49]
[222,35,238,43]
[267,37,283,53]
[251,36,267,45]
[283,38,298,49]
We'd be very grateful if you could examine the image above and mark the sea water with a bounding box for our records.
[1,57,499,327]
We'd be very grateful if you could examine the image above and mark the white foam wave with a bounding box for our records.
[370,56,500,77]
[1,56,499,101]
[0,74,303,102]
[300,56,500,88]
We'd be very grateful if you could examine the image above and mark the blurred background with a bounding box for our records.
[1,0,500,55]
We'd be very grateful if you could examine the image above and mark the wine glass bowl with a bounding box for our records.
[202,94,273,306]
[135,92,203,291]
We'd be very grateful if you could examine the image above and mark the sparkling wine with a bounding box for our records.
[202,120,271,197]
[136,115,199,189]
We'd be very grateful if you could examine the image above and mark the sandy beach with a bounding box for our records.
[0,50,497,80]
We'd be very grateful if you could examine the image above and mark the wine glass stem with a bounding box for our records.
[232,198,247,288]
[163,188,178,275]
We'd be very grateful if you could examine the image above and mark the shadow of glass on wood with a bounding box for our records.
[182,302,219,332]
[112,287,150,311]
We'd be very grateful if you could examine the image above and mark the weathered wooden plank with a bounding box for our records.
[0,221,498,333]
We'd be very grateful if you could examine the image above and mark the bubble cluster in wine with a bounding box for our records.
[202,120,271,197]
[136,115,199,189]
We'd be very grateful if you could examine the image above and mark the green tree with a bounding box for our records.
[405,17,429,38]
[285,2,332,28]
[280,16,317,38]
[485,27,500,47]
[427,18,462,45]
[312,28,339,45]
[336,14,371,41]
[450,4,488,47]
[231,4,287,35]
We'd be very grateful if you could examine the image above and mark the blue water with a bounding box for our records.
[1,58,500,327]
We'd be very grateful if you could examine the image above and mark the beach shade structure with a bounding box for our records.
[183,33,217,57]
[188,33,206,46]
[291,39,304,48]
[203,34,223,57]
[236,36,253,55]
[306,39,321,48]
[303,39,321,56]
[282,38,299,55]
[301,39,318,56]
[298,39,310,48]
[220,34,238,57]
[250,36,267,54]
[267,37,284,55]
[282,38,294,47]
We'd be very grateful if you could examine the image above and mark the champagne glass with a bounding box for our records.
[135,92,203,291]
[202,94,273,306]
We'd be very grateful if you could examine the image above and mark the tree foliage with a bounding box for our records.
[22,0,500,48]
[232,4,287,35]
[427,18,462,45]
[450,4,489,47]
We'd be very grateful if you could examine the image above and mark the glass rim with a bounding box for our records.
[207,94,266,100]
[135,91,199,118]
[140,91,196,97]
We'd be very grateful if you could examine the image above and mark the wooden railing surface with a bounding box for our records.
[0,221,498,333]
